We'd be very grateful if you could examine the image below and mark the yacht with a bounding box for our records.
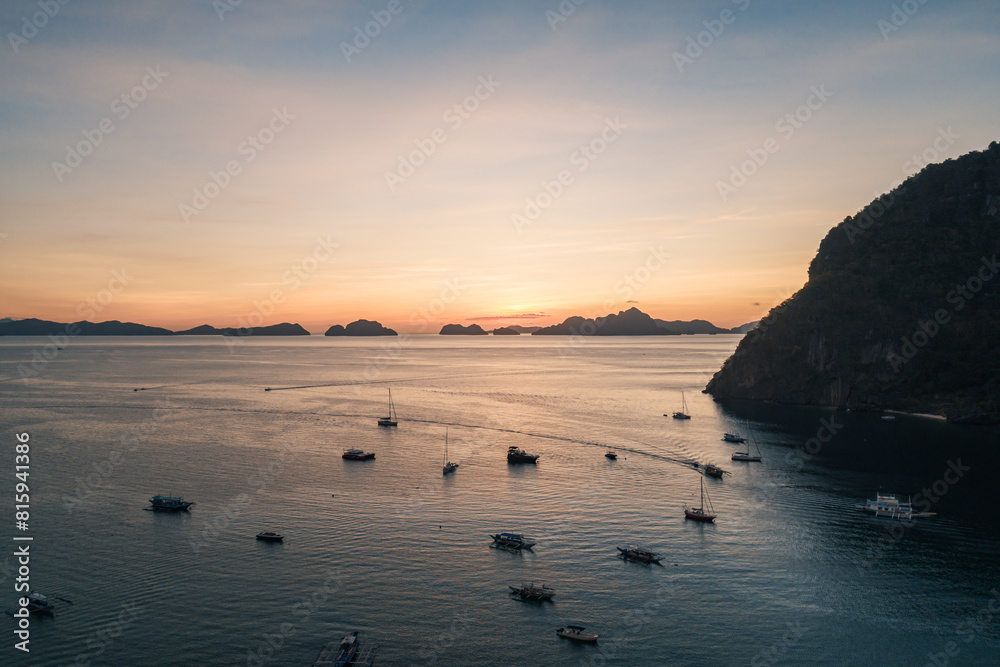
[557,626,599,642]
[669,391,691,419]
[147,495,194,512]
[255,531,284,542]
[378,388,398,427]
[684,476,716,522]
[507,446,539,464]
[343,449,375,461]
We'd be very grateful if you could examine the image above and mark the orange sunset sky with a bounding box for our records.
[2,1,997,333]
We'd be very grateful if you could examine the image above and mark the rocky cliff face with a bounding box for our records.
[706,142,1000,422]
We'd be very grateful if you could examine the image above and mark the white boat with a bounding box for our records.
[557,625,599,642]
[442,428,458,475]
[859,492,916,520]
[509,582,555,600]
[378,388,397,427]
[732,431,762,462]
[669,391,691,419]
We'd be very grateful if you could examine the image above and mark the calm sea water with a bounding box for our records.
[1,335,998,666]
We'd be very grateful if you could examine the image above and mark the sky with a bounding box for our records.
[1,0,998,333]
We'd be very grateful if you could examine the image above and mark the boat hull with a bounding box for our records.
[377,419,397,427]
[731,454,761,462]
[343,451,375,460]
[684,509,716,522]
[557,629,599,642]
[256,533,284,542]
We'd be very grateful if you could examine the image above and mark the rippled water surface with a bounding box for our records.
[1,335,998,666]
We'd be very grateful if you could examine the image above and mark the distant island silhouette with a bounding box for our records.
[529,307,739,336]
[0,319,310,336]
[707,141,1000,424]
[325,319,397,336]
[440,324,488,335]
[491,327,520,335]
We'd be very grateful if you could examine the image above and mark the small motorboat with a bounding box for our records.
[507,446,539,464]
[147,495,194,512]
[557,625,599,642]
[509,582,555,601]
[490,532,535,549]
[704,464,727,478]
[605,451,617,460]
[256,531,284,542]
[617,545,662,565]
[343,449,375,460]
[723,432,747,443]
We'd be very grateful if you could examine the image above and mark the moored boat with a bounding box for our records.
[731,451,761,462]
[442,428,458,475]
[617,545,662,564]
[684,476,716,522]
[147,495,194,511]
[557,625,599,642]
[507,445,539,463]
[723,432,747,443]
[605,450,617,459]
[256,531,284,542]
[509,582,555,601]
[491,532,535,549]
[343,449,375,460]
[669,391,691,419]
[378,388,398,427]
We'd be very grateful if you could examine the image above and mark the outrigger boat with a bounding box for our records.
[704,464,727,478]
[616,545,663,565]
[856,492,932,520]
[26,592,55,614]
[310,630,376,667]
[557,626,599,642]
[147,495,194,512]
[256,531,284,542]
[684,476,716,522]
[342,449,375,461]
[509,582,555,601]
[507,445,539,464]
[378,388,398,427]
[491,532,535,549]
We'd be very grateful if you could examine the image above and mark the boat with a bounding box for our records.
[731,433,762,462]
[723,432,747,443]
[490,532,535,549]
[442,428,458,475]
[605,451,617,460]
[556,626,599,642]
[669,391,691,419]
[684,476,716,522]
[507,445,539,464]
[310,630,376,667]
[377,388,397,427]
[147,495,194,511]
[509,582,555,601]
[616,545,662,564]
[256,531,284,542]
[342,449,375,460]
[26,592,55,614]
[704,464,727,478]
[858,492,915,520]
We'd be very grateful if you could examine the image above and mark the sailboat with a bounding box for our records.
[669,391,691,419]
[442,428,458,475]
[684,476,716,522]
[377,388,398,427]
[731,430,762,462]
